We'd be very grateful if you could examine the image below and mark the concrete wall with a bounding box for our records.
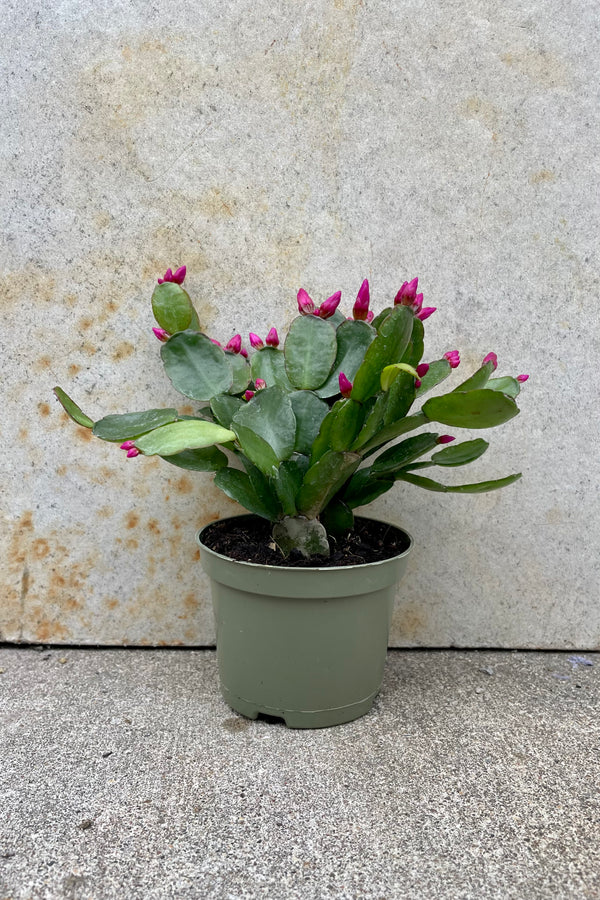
[2,0,598,647]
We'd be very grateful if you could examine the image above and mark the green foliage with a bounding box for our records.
[134,420,235,456]
[55,273,526,559]
[284,316,337,389]
[93,409,178,442]
[151,283,197,334]
[351,306,413,401]
[422,389,520,429]
[161,331,233,400]
[53,387,94,429]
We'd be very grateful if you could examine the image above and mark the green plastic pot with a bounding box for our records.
[197,515,412,729]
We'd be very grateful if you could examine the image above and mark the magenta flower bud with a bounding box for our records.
[416,307,436,321]
[210,338,222,347]
[339,372,353,398]
[416,363,430,378]
[394,277,419,306]
[249,332,264,350]
[517,373,529,383]
[225,335,242,354]
[158,266,186,285]
[297,288,316,315]
[444,350,460,369]
[414,379,422,389]
[366,310,374,323]
[152,327,170,342]
[483,352,498,370]
[243,390,255,401]
[413,293,424,312]
[255,378,267,390]
[265,327,279,347]
[240,348,248,358]
[436,435,455,445]
[120,441,135,450]
[126,448,141,458]
[352,279,370,321]
[318,290,342,319]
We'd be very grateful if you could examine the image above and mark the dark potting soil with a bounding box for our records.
[200,515,411,568]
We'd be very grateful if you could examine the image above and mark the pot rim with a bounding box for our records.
[196,513,413,574]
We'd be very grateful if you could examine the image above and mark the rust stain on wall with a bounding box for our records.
[500,49,571,89]
[392,604,428,642]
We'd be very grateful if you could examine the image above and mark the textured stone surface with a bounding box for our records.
[1,648,600,899]
[1,0,599,645]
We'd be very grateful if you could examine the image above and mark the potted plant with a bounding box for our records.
[54,266,528,728]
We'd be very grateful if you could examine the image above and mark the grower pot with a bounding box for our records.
[197,515,412,729]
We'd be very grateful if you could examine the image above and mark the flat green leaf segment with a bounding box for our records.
[487,376,520,398]
[397,472,522,493]
[284,316,337,389]
[315,320,375,398]
[161,331,233,401]
[93,409,178,442]
[351,306,413,401]
[250,348,293,390]
[290,391,329,454]
[231,387,296,475]
[372,433,440,476]
[430,439,489,467]
[151,283,197,334]
[160,446,228,472]
[296,450,361,518]
[227,352,251,394]
[214,468,280,521]
[342,467,394,509]
[415,359,451,398]
[53,387,94,429]
[210,395,244,429]
[134,420,235,456]
[423,389,519,429]
[452,360,495,393]
[272,516,330,558]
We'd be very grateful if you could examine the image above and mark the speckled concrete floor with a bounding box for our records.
[1,648,599,899]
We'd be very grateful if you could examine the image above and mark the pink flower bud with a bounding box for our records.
[483,352,498,370]
[120,441,135,450]
[265,327,280,347]
[339,372,353,398]
[416,363,430,378]
[240,348,248,358]
[413,293,424,312]
[225,335,242,354]
[318,290,342,319]
[157,266,186,285]
[414,379,422,389]
[249,333,264,350]
[297,288,316,315]
[436,435,455,444]
[416,307,436,321]
[255,378,267,390]
[394,277,419,306]
[366,310,374,323]
[243,390,255,401]
[516,373,529,383]
[443,350,460,369]
[126,448,141,458]
[152,327,170,342]
[210,338,222,347]
[353,279,370,320]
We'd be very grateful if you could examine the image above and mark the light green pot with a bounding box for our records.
[197,515,412,729]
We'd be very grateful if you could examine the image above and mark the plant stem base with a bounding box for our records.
[221,684,376,729]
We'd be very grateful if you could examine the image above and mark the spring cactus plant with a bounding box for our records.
[54,267,528,559]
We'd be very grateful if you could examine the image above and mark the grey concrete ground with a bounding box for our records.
[1,648,599,900]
